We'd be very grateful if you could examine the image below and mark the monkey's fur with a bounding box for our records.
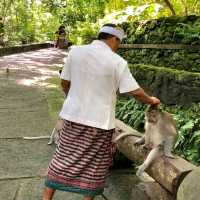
[114,105,177,177]
[48,119,64,145]
[135,105,177,177]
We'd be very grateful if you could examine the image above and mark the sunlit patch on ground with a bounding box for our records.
[16,76,52,86]
[0,48,67,87]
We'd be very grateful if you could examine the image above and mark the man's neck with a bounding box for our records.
[101,39,115,52]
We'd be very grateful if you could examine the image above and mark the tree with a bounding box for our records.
[163,0,176,15]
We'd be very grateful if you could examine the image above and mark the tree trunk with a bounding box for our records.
[180,0,188,16]
[163,0,176,16]
[114,119,197,194]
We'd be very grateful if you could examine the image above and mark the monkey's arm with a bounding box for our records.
[61,79,71,96]
[127,88,160,105]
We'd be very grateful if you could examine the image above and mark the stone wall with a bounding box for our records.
[118,16,200,105]
[119,47,200,73]
[129,64,200,105]
[121,15,200,45]
[0,42,53,57]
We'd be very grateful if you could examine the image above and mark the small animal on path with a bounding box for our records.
[48,119,64,145]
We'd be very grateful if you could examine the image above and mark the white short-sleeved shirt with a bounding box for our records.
[60,40,139,130]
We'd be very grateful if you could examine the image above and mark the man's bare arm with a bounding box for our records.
[61,79,71,96]
[128,88,160,105]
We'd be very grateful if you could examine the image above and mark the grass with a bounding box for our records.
[43,77,65,123]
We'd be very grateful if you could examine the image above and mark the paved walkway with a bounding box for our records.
[0,48,142,200]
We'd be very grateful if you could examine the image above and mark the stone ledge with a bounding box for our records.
[129,64,200,105]
[120,43,200,50]
[0,42,53,57]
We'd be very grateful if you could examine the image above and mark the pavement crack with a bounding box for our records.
[0,175,44,182]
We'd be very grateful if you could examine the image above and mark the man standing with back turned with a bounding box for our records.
[43,24,160,200]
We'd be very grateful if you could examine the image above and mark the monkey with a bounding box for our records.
[113,105,177,178]
[48,118,64,145]
[23,118,64,145]
[135,105,177,177]
[23,119,64,144]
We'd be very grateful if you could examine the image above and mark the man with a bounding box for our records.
[55,25,68,49]
[43,24,160,200]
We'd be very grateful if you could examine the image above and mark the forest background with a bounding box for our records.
[1,0,200,45]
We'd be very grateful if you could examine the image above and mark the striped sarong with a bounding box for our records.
[45,119,114,197]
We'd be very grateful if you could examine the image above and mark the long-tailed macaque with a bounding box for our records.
[113,105,177,177]
[23,119,63,143]
[48,118,64,145]
[134,105,177,176]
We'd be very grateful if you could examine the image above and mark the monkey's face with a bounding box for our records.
[146,109,160,123]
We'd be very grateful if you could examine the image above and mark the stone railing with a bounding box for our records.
[119,43,200,50]
[0,42,54,57]
[118,44,200,73]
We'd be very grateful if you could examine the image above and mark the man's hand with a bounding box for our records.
[127,88,160,105]
[149,96,160,105]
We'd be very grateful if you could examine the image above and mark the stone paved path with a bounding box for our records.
[0,48,142,200]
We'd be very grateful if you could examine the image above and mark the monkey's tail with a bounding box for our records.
[113,132,141,143]
[23,136,50,140]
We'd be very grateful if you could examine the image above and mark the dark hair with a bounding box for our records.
[102,23,117,28]
[59,25,65,30]
[98,23,117,40]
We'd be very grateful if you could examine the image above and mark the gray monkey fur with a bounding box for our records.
[48,118,64,145]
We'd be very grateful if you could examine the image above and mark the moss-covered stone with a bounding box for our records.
[121,15,200,45]
[129,64,200,105]
[177,167,200,200]
[119,15,200,73]
[118,48,200,73]
[0,43,52,57]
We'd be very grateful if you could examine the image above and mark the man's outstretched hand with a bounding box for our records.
[149,96,160,105]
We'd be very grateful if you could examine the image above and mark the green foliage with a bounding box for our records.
[1,0,200,46]
[68,22,99,45]
[116,97,147,131]
[116,98,200,165]
[164,104,200,165]
[44,76,65,122]
[121,15,200,45]
[0,0,105,46]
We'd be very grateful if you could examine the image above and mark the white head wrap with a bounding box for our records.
[99,26,126,41]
